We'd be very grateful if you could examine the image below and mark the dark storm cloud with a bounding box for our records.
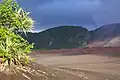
[17,0,120,31]
[34,0,101,30]
[93,0,120,27]
[17,0,54,7]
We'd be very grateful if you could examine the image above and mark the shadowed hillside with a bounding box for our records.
[22,26,91,49]
[21,23,120,49]
[91,23,120,41]
[88,23,120,47]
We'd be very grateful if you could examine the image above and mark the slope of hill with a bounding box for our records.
[23,26,91,49]
[91,23,120,41]
[88,23,120,47]
[103,36,120,47]
[21,23,120,49]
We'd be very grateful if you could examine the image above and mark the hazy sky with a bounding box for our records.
[17,0,120,31]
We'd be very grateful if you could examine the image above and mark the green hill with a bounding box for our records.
[22,26,90,49]
[21,23,120,49]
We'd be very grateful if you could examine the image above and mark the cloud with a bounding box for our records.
[17,0,120,31]
[93,0,120,27]
[33,0,101,30]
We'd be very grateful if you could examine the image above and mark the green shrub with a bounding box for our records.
[0,0,34,32]
[0,0,34,73]
[0,28,34,65]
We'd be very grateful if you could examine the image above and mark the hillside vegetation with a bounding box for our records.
[22,26,91,49]
[22,23,120,49]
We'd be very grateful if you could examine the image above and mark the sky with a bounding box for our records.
[17,0,120,31]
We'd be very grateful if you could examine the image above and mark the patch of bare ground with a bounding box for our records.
[0,63,83,80]
[31,47,120,80]
[56,67,120,80]
[32,47,120,55]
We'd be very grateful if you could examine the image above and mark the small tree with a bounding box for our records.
[0,0,34,73]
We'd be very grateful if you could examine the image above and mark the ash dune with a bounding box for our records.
[104,36,120,47]
[88,36,120,47]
